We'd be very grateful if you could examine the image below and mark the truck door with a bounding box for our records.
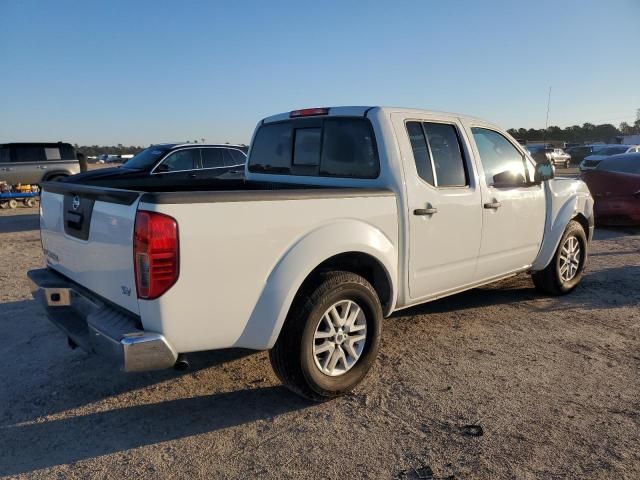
[467,127,546,281]
[392,113,482,301]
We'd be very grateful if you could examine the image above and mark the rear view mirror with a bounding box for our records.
[534,160,555,183]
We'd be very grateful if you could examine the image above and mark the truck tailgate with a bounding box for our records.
[39,182,142,314]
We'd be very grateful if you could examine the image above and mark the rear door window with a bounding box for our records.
[221,149,239,167]
[228,149,246,165]
[406,121,467,187]
[11,146,46,163]
[406,121,434,185]
[249,117,379,178]
[0,147,9,163]
[423,122,467,187]
[201,148,225,169]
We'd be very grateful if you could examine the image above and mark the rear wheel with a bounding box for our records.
[269,271,383,401]
[24,197,37,208]
[532,220,587,295]
[7,199,18,209]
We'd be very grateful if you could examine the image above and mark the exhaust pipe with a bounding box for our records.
[174,354,189,371]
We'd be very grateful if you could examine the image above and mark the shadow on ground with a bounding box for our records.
[0,384,309,476]
[393,264,638,319]
[0,213,39,233]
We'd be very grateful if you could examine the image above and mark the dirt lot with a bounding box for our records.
[0,206,638,479]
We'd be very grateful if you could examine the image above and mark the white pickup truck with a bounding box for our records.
[29,106,594,400]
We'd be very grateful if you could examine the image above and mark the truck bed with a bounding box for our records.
[39,180,398,353]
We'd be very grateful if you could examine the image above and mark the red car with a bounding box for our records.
[581,153,640,226]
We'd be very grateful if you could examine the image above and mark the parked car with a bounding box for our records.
[0,142,80,184]
[525,145,553,164]
[581,152,640,225]
[29,106,593,401]
[579,145,640,171]
[548,148,572,168]
[64,143,248,187]
[566,145,598,166]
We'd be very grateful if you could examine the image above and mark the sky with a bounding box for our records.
[1,0,639,145]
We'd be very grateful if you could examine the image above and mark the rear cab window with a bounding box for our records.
[248,117,379,179]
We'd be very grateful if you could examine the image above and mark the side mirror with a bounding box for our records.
[492,170,526,188]
[155,163,170,173]
[534,160,555,183]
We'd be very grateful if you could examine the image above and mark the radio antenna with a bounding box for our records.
[543,86,552,144]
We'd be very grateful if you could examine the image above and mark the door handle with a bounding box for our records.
[188,173,197,178]
[414,207,438,215]
[39,165,48,169]
[484,201,502,209]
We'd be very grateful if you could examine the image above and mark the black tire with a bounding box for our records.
[8,199,18,209]
[532,220,587,295]
[269,271,383,401]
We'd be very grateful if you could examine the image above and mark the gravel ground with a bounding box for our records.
[0,206,638,479]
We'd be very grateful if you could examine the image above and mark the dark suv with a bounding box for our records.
[0,142,80,184]
[65,143,247,188]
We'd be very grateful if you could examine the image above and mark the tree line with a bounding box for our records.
[74,144,145,157]
[507,110,640,144]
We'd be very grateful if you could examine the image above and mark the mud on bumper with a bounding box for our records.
[27,268,177,372]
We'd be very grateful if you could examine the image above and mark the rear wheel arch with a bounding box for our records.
[43,172,69,182]
[296,251,393,315]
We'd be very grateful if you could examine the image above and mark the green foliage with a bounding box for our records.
[507,120,640,144]
[74,144,145,157]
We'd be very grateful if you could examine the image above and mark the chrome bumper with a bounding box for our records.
[27,268,177,372]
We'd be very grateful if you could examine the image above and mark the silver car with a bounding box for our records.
[0,143,80,184]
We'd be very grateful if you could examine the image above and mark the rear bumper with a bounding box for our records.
[27,268,177,372]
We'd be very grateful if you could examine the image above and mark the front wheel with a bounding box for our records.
[532,220,588,295]
[269,271,383,401]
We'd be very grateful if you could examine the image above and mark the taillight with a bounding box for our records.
[290,107,329,118]
[134,211,179,300]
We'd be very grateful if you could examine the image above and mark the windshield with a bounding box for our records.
[597,154,640,174]
[121,145,172,169]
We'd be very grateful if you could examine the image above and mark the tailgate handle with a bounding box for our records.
[66,211,83,227]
